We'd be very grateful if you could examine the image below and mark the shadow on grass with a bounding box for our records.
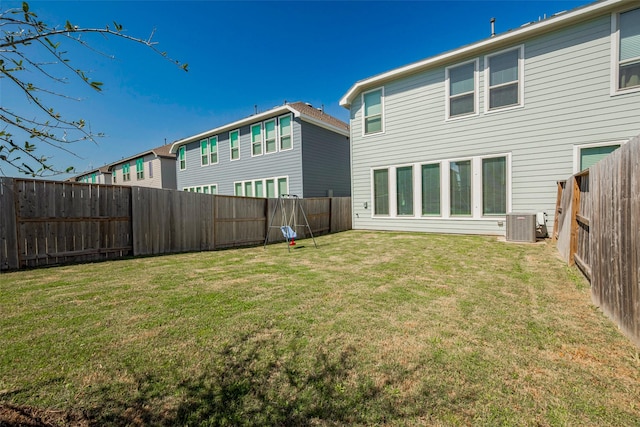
[84,330,404,426]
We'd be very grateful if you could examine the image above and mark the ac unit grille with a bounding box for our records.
[506,213,536,243]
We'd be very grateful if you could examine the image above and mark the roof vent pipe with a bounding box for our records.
[490,17,496,37]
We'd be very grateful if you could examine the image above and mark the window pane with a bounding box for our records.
[450,161,471,216]
[234,182,242,196]
[244,182,253,197]
[255,181,264,197]
[265,120,277,153]
[280,136,292,150]
[396,166,413,216]
[266,139,277,153]
[421,164,440,215]
[278,178,288,197]
[211,185,217,195]
[620,8,640,61]
[450,62,475,96]
[365,116,382,134]
[148,161,153,178]
[230,131,239,160]
[489,82,519,109]
[373,169,389,215]
[266,179,275,198]
[201,140,209,165]
[210,137,218,163]
[620,61,640,89]
[580,145,620,170]
[280,116,291,136]
[482,157,507,215]
[179,147,186,170]
[489,49,519,86]
[203,186,209,194]
[364,90,381,116]
[251,124,262,155]
[450,93,475,116]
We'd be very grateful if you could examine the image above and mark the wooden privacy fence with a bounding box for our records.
[554,134,640,347]
[1,177,352,271]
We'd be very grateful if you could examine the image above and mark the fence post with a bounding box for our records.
[569,175,581,266]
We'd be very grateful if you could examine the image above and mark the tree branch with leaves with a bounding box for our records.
[0,2,187,176]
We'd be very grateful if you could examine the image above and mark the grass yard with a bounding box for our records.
[1,230,639,426]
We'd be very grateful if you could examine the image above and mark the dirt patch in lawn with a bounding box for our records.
[0,404,89,427]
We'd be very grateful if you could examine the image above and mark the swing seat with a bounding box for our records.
[280,226,297,239]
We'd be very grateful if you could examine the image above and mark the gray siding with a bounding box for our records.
[112,153,176,189]
[301,122,351,197]
[176,114,303,196]
[349,11,640,235]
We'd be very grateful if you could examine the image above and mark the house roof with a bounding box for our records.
[340,0,623,108]
[169,102,349,153]
[107,142,175,171]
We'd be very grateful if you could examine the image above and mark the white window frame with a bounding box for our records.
[264,119,278,154]
[233,175,288,197]
[229,129,240,161]
[572,140,626,173]
[484,45,524,113]
[279,114,293,152]
[251,123,263,157]
[178,146,186,171]
[362,87,385,136]
[610,8,640,96]
[200,139,209,167]
[445,58,479,120]
[209,136,218,165]
[368,154,511,220]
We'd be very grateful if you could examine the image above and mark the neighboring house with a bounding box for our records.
[109,143,177,189]
[170,102,350,198]
[340,0,640,236]
[73,165,111,184]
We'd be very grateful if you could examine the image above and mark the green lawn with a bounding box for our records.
[1,230,639,426]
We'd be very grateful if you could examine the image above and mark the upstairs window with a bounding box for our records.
[179,146,186,170]
[486,47,522,110]
[446,60,477,118]
[617,7,640,90]
[209,137,218,164]
[136,158,144,180]
[123,163,131,181]
[251,124,263,156]
[230,129,240,160]
[279,115,292,151]
[200,139,209,166]
[265,119,277,153]
[363,88,383,135]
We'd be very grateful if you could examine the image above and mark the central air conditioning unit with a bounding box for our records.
[506,213,537,243]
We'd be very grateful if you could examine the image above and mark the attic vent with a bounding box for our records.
[506,213,536,243]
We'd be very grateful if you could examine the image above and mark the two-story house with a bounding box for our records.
[170,102,350,198]
[340,0,640,236]
[109,143,177,189]
[73,165,111,184]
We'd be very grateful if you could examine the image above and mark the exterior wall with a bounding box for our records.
[301,122,351,197]
[349,11,640,235]
[76,171,110,184]
[112,153,175,189]
[176,114,304,196]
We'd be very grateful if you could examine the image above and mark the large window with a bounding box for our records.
[421,164,440,216]
[279,115,292,151]
[265,119,277,153]
[447,61,477,118]
[363,88,383,135]
[234,182,242,196]
[201,139,209,166]
[251,124,263,156]
[234,176,288,198]
[123,163,131,181]
[616,7,640,91]
[230,130,240,160]
[136,158,144,180]
[482,157,506,215]
[278,177,288,196]
[486,47,522,110]
[179,146,186,170]
[266,179,276,198]
[373,168,389,215]
[450,160,471,216]
[396,166,413,216]
[209,136,218,164]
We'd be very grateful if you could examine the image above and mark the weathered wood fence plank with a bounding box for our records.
[1,179,351,271]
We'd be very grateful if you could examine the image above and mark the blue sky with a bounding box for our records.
[2,0,591,179]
